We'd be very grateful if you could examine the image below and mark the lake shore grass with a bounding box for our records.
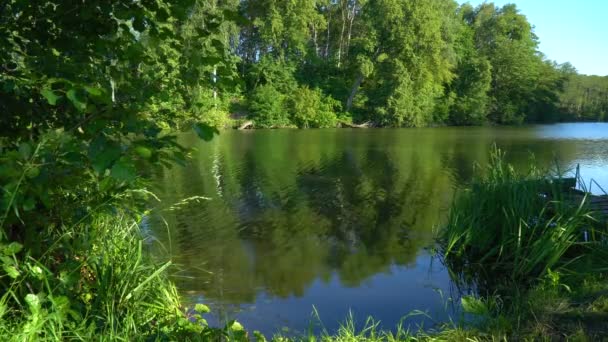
[0,213,233,341]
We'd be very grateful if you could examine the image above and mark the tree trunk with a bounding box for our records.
[325,9,331,60]
[346,0,357,55]
[337,0,347,68]
[346,73,364,111]
[312,23,319,57]
[346,48,381,111]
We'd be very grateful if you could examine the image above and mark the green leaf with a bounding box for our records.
[461,296,489,316]
[18,143,32,159]
[3,265,20,279]
[22,197,36,211]
[134,146,152,159]
[4,242,23,255]
[193,123,219,141]
[83,86,103,97]
[67,88,87,112]
[89,138,122,173]
[25,294,41,313]
[230,321,244,331]
[195,303,210,314]
[41,88,61,105]
[25,167,40,179]
[110,158,137,182]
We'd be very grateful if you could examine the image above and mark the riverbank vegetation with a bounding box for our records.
[0,0,229,339]
[438,148,608,339]
[2,0,607,340]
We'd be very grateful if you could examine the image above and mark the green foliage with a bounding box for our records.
[289,87,340,128]
[443,8,493,126]
[0,213,221,340]
[249,84,290,128]
[231,0,594,128]
[560,73,608,122]
[441,147,598,290]
[0,0,228,339]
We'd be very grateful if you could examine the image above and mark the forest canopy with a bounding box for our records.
[211,0,606,128]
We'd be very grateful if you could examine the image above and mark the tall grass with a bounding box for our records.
[0,214,218,341]
[440,147,598,291]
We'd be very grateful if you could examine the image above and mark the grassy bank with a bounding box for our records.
[0,213,212,340]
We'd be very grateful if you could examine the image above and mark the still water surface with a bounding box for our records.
[148,123,608,335]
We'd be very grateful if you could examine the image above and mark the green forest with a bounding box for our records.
[1,0,608,340]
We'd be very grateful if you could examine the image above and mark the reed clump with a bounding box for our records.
[440,147,601,290]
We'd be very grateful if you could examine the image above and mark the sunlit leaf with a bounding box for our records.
[134,146,153,159]
[67,88,87,112]
[195,303,210,314]
[41,88,61,105]
[3,242,23,255]
[3,265,20,279]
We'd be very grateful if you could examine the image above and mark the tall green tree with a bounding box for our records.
[470,4,542,124]
[348,0,455,127]
[440,3,492,126]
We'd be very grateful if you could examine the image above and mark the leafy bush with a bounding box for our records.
[289,87,340,128]
[249,84,290,128]
[0,1,226,339]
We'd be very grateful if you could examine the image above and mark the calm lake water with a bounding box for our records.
[148,123,608,336]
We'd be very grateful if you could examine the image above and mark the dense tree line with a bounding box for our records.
[559,72,608,122]
[201,0,604,128]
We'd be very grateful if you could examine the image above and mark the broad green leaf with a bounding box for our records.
[110,158,137,182]
[3,265,20,279]
[134,146,152,159]
[67,88,87,112]
[89,138,122,173]
[83,86,103,97]
[230,321,244,331]
[41,88,61,105]
[195,303,210,314]
[193,123,219,141]
[4,242,23,255]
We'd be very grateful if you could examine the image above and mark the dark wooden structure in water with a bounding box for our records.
[561,168,608,224]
